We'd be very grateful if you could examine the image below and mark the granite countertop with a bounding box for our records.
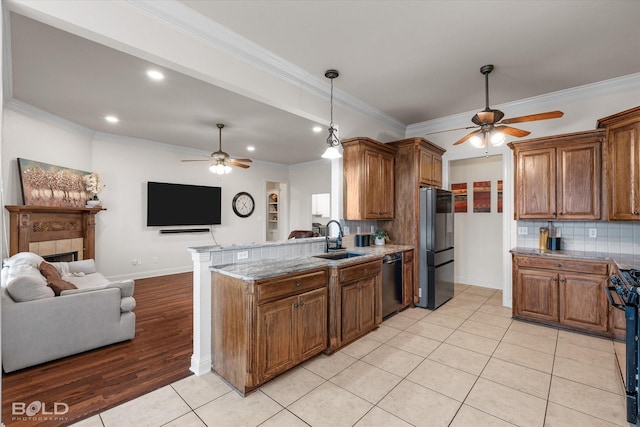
[211,244,414,281]
[510,247,640,270]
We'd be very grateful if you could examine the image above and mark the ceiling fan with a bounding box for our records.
[181,123,252,174]
[429,65,564,147]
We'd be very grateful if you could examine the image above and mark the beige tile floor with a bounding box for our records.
[72,284,629,427]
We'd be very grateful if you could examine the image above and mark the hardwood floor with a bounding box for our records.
[2,272,194,427]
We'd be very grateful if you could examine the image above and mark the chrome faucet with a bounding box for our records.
[325,220,344,252]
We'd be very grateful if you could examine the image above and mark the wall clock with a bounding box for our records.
[232,192,255,218]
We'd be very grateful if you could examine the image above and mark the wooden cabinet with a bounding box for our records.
[419,145,443,188]
[402,250,414,307]
[379,138,445,308]
[211,268,327,394]
[512,255,610,336]
[597,106,640,220]
[257,287,326,383]
[509,130,604,220]
[514,268,559,323]
[327,259,382,352]
[341,276,376,343]
[342,137,396,220]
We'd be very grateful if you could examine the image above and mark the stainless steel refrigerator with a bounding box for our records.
[417,187,454,309]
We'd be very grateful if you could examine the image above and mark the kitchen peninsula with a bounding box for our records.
[191,242,413,394]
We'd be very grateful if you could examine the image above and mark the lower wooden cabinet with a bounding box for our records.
[513,255,610,336]
[256,287,327,383]
[402,250,414,307]
[211,268,327,394]
[515,268,559,323]
[341,276,376,343]
[327,259,382,352]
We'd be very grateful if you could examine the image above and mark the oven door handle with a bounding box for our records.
[606,286,626,311]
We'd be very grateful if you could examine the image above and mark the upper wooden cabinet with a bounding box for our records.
[389,138,445,189]
[508,130,605,220]
[342,137,396,220]
[598,106,640,220]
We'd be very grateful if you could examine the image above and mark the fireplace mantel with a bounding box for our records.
[5,205,104,260]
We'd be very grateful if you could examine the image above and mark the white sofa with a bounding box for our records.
[1,252,136,372]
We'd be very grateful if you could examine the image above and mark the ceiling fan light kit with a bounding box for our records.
[181,123,253,173]
[428,64,564,148]
[322,69,342,159]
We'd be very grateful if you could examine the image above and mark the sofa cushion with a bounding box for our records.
[6,271,54,302]
[51,259,97,277]
[47,278,77,296]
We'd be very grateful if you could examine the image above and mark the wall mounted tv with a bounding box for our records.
[147,181,222,226]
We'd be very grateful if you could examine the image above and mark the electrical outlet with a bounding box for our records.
[237,251,249,260]
[518,227,528,235]
[132,258,137,265]
[589,228,597,238]
[138,258,143,265]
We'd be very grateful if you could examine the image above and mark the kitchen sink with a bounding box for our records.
[313,252,364,260]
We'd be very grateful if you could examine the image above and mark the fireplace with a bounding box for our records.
[5,206,103,260]
[43,251,79,263]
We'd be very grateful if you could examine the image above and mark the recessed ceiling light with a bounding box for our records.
[247,146,255,152]
[146,69,165,81]
[312,126,322,133]
[105,115,119,124]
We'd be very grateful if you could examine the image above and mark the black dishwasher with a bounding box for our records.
[382,253,403,318]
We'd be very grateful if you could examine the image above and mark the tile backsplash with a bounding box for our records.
[516,221,640,255]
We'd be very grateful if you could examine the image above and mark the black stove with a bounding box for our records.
[607,268,640,425]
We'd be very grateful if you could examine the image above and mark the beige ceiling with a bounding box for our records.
[7,1,640,164]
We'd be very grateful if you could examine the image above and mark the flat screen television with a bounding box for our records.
[147,181,222,226]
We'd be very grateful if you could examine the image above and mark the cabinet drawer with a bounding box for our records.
[339,260,382,283]
[257,270,327,303]
[515,256,608,276]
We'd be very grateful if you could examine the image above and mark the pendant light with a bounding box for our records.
[321,69,342,159]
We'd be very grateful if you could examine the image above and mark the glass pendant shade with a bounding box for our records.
[321,145,342,159]
[469,134,485,148]
[490,131,506,146]
[210,162,232,175]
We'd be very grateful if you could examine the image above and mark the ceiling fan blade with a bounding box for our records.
[425,125,478,136]
[500,111,564,124]
[228,161,250,169]
[453,130,481,146]
[181,159,211,162]
[228,158,253,163]
[493,125,531,138]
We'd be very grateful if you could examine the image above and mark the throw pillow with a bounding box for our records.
[6,275,54,301]
[4,252,45,269]
[39,262,61,282]
[47,278,77,296]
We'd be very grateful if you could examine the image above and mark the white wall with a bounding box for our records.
[449,155,503,289]
[288,160,331,231]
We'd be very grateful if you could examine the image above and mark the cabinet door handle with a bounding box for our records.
[560,278,566,283]
[559,212,564,215]
[634,211,639,215]
[552,278,558,282]
[295,282,302,287]
[557,263,562,268]
[293,303,299,308]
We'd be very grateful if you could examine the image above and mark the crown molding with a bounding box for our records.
[124,0,406,135]
[5,98,95,136]
[407,72,640,137]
